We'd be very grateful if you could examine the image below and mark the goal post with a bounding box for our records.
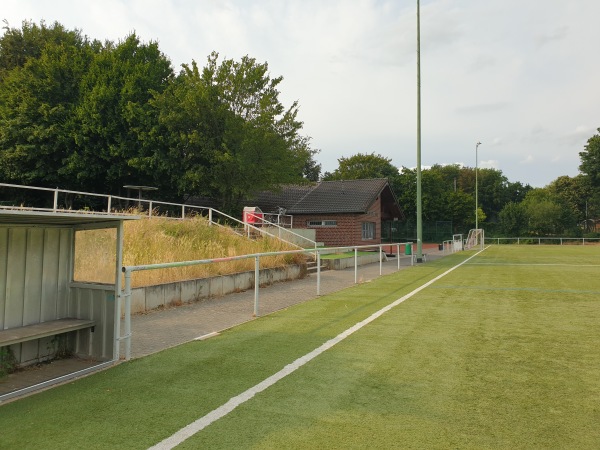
[465,229,484,250]
[452,234,463,253]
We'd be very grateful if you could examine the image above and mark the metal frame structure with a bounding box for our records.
[0,209,138,400]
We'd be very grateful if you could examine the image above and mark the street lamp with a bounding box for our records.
[475,141,482,229]
[415,0,423,262]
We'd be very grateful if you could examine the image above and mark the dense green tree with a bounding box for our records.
[323,152,399,182]
[65,33,174,193]
[520,188,578,236]
[579,128,600,187]
[547,175,592,225]
[498,201,527,236]
[457,166,531,225]
[0,21,317,211]
[148,54,316,212]
[0,20,92,79]
[0,24,96,186]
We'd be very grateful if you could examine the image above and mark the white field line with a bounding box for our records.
[468,263,600,267]
[148,249,486,450]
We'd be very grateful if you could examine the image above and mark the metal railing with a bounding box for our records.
[118,242,413,360]
[484,237,600,245]
[0,182,317,249]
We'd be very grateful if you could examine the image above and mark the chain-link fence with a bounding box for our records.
[382,220,455,244]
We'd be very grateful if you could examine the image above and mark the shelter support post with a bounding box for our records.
[254,256,260,317]
[354,248,358,284]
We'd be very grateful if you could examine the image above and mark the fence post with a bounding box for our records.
[53,188,58,211]
[209,208,213,225]
[149,201,153,218]
[317,251,321,296]
[182,205,185,219]
[254,256,260,317]
[354,247,358,284]
[107,196,112,213]
[124,269,132,361]
[379,246,383,275]
[397,244,400,270]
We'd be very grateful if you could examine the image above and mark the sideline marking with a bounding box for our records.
[194,332,220,341]
[467,262,600,267]
[148,249,486,450]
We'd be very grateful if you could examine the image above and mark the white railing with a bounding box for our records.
[0,182,316,249]
[243,212,317,249]
[118,242,413,360]
[484,237,600,245]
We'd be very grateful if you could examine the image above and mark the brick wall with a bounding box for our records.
[293,196,383,247]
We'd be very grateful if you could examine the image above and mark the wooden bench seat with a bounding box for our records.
[0,319,95,347]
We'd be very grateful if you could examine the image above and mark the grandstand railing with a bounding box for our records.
[0,182,318,249]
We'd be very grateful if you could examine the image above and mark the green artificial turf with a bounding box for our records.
[1,246,599,449]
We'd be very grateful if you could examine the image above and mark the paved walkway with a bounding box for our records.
[127,248,444,359]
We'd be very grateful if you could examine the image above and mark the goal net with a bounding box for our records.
[464,229,484,250]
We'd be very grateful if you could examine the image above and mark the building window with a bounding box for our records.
[362,222,375,240]
[307,220,337,227]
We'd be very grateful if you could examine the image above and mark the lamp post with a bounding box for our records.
[415,0,423,262]
[475,141,481,229]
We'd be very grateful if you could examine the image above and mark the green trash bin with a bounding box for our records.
[405,243,412,255]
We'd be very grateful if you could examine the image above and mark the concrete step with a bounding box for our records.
[306,259,328,274]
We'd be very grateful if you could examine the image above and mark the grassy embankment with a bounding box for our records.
[74,217,303,287]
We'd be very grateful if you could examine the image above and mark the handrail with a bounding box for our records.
[0,182,314,248]
[248,214,317,249]
[119,242,412,360]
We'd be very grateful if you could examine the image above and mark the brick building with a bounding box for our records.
[253,178,404,247]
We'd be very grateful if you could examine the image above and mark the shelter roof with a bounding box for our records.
[0,209,139,227]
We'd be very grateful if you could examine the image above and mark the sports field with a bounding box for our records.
[1,245,599,449]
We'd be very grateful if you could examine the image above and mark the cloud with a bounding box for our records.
[535,26,569,48]
[520,155,534,164]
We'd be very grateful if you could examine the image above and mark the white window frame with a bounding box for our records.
[307,220,337,227]
[362,222,376,240]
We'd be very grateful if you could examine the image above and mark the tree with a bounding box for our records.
[65,33,174,194]
[0,22,96,187]
[323,152,399,182]
[498,201,527,236]
[147,54,316,212]
[579,128,600,187]
[547,175,590,222]
[520,188,578,236]
[0,24,174,195]
[0,20,91,79]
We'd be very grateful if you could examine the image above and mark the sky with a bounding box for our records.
[3,0,599,188]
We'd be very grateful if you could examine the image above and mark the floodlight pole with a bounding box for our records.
[416,0,423,262]
[475,141,481,229]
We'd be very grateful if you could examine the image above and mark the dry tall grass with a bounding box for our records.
[74,217,303,287]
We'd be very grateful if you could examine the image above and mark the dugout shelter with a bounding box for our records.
[0,209,136,384]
